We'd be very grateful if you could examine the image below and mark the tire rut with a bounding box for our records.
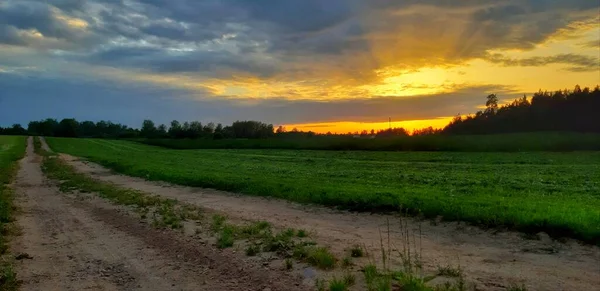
[12,137,307,291]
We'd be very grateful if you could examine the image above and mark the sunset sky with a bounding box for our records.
[1,0,599,133]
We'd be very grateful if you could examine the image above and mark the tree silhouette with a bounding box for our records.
[141,120,157,138]
[444,85,600,134]
[485,94,498,115]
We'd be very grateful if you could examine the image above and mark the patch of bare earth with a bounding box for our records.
[51,140,600,291]
[12,137,307,291]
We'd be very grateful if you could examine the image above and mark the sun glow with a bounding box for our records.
[283,117,454,134]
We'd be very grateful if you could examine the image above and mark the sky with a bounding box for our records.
[0,0,599,133]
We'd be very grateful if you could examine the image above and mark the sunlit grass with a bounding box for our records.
[46,137,600,244]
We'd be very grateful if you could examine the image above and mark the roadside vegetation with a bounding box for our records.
[0,136,26,290]
[36,140,201,230]
[46,137,600,244]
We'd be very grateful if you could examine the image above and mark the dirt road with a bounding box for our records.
[49,136,600,291]
[12,137,306,291]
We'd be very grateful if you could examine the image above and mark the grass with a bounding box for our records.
[359,218,473,291]
[137,132,600,152]
[207,214,338,265]
[284,258,293,270]
[296,229,308,238]
[316,278,326,291]
[211,214,227,232]
[306,247,337,270]
[245,244,261,256]
[216,226,235,249]
[437,265,462,277]
[328,277,349,291]
[350,245,364,258]
[46,137,600,244]
[363,264,379,285]
[343,273,356,286]
[0,136,26,291]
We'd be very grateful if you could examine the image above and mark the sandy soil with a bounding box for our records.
[45,136,600,291]
[11,137,307,291]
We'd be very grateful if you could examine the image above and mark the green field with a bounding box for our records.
[47,137,600,244]
[139,132,600,152]
[0,136,26,290]
[0,136,26,218]
[0,136,26,226]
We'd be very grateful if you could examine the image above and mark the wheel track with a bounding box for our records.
[12,137,307,291]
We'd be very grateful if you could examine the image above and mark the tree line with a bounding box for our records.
[1,85,598,138]
[444,85,600,134]
[0,118,275,139]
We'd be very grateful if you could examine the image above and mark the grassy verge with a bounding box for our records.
[36,139,340,270]
[0,136,26,290]
[46,137,600,244]
[38,147,196,230]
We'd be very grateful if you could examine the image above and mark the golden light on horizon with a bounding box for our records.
[283,117,454,134]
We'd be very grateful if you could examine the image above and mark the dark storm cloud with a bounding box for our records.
[232,0,360,33]
[0,1,75,40]
[2,0,598,77]
[46,0,87,12]
[486,53,600,72]
[80,46,279,77]
[453,1,598,59]
[0,26,25,45]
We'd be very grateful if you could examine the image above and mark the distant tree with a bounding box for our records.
[28,118,59,136]
[376,127,409,137]
[276,126,287,134]
[485,94,499,115]
[56,118,80,137]
[141,120,157,138]
[214,123,223,133]
[157,124,167,137]
[79,121,97,137]
[1,124,27,135]
[412,126,441,136]
[169,120,182,138]
[230,121,275,138]
[203,122,215,135]
[27,121,41,136]
[188,121,203,138]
